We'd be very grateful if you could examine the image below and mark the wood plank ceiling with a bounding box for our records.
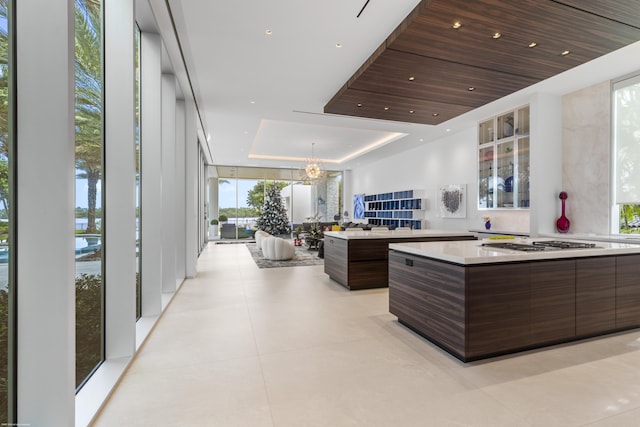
[324,0,640,125]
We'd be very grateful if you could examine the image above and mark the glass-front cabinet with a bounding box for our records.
[478,106,530,209]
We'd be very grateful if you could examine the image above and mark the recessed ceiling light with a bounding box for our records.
[336,43,342,48]
[528,42,538,48]
[250,100,255,104]
[492,32,502,39]
[561,50,571,56]
[419,138,424,142]
[265,29,272,35]
[446,128,451,132]
[357,103,362,107]
[384,106,390,111]
[408,76,415,81]
[432,113,439,117]
[452,21,461,29]
[409,110,415,114]
[468,87,475,91]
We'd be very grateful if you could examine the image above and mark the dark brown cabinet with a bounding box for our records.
[576,257,616,336]
[389,251,640,362]
[616,254,640,328]
[389,252,466,355]
[530,260,576,343]
[467,264,530,358]
[324,234,476,290]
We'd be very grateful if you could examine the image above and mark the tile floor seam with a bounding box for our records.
[242,277,277,427]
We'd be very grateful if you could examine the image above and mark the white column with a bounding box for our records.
[529,93,563,237]
[209,176,219,227]
[161,74,177,293]
[343,169,353,221]
[104,0,136,359]
[184,99,199,278]
[16,0,76,424]
[140,32,163,315]
[175,100,186,282]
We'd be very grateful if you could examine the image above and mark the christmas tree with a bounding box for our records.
[256,185,291,235]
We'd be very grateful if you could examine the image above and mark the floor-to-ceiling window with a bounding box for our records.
[213,166,343,240]
[74,0,104,389]
[0,0,13,422]
[613,72,640,235]
[135,24,141,319]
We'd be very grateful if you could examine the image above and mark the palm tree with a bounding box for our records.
[74,0,102,233]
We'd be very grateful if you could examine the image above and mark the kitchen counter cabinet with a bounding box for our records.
[616,255,640,328]
[466,264,530,358]
[388,252,466,355]
[530,260,575,343]
[576,257,616,336]
[388,244,640,361]
[323,230,476,290]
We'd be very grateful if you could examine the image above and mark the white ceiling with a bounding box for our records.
[152,0,640,171]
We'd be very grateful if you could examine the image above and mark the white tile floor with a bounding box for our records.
[91,242,640,426]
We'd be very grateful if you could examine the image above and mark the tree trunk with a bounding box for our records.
[86,170,99,233]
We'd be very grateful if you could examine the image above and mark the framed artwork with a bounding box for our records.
[438,184,466,218]
[353,194,365,219]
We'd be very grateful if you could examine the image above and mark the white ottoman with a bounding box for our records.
[261,236,295,261]
[255,230,271,249]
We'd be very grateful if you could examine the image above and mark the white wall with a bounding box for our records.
[350,126,531,233]
[281,184,313,224]
[562,82,612,235]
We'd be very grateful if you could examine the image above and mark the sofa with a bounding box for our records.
[255,230,270,248]
[261,235,295,261]
[220,223,256,239]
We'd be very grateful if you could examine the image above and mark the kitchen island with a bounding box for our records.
[388,238,640,362]
[323,230,477,290]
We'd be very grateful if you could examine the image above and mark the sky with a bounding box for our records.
[76,178,101,209]
[218,179,260,209]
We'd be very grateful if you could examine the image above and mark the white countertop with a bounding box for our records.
[389,238,640,265]
[323,229,477,240]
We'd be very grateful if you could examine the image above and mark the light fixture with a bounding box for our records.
[528,42,538,48]
[432,113,439,117]
[304,142,324,181]
[357,103,363,107]
[265,29,272,35]
[409,110,415,114]
[468,87,475,91]
[452,21,461,29]
[561,50,571,56]
[408,76,415,81]
[336,43,342,48]
[492,32,502,39]
[384,106,390,111]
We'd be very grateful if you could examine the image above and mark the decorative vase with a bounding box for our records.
[485,221,491,230]
[556,191,570,233]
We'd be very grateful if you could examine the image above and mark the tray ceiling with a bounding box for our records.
[325,0,640,125]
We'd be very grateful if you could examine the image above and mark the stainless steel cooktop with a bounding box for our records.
[482,240,599,252]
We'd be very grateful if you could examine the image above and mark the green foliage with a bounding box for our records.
[75,274,102,388]
[218,207,259,219]
[619,204,640,234]
[246,181,288,211]
[218,214,228,222]
[0,288,8,422]
[210,219,219,225]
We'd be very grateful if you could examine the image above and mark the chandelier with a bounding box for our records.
[304,142,324,181]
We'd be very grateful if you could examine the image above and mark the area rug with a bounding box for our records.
[246,243,324,268]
